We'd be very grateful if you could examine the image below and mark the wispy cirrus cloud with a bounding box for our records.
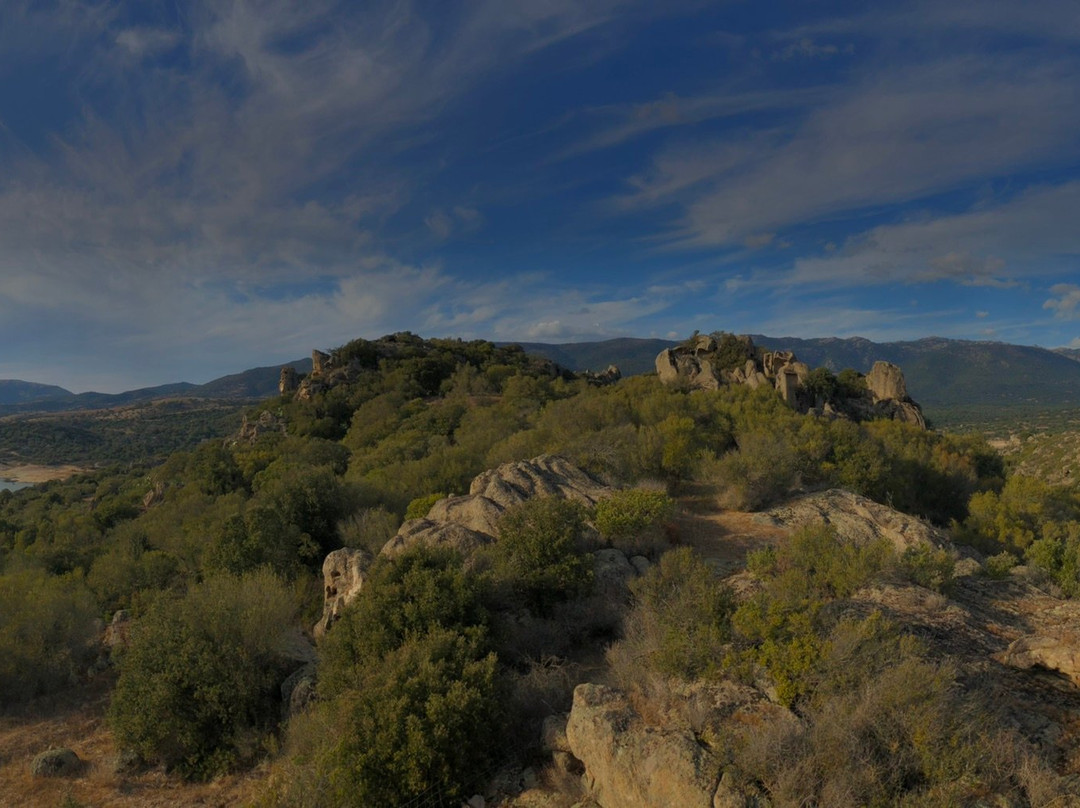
[623,56,1080,248]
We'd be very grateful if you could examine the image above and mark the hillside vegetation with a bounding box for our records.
[3,332,1080,806]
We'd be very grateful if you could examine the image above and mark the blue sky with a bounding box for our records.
[2,1,1080,392]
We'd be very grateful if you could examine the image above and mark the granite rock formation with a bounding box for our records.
[656,334,926,427]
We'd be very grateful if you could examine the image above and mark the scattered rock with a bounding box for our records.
[30,748,83,778]
[999,633,1080,686]
[656,335,925,426]
[233,410,287,444]
[281,662,318,721]
[629,555,651,576]
[592,548,638,596]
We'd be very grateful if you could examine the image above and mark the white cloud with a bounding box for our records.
[1044,284,1080,319]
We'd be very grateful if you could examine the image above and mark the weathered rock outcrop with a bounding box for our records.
[582,365,622,386]
[279,366,299,395]
[758,488,948,552]
[656,334,926,427]
[319,456,612,634]
[233,410,287,445]
[566,684,723,808]
[314,546,370,637]
[999,632,1080,686]
[469,455,611,510]
[380,518,494,558]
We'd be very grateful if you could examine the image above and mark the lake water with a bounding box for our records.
[0,479,30,492]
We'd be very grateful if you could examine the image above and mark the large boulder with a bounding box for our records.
[566,684,722,808]
[314,546,370,637]
[866,360,908,402]
[655,348,721,391]
[758,489,948,553]
[381,519,494,558]
[30,748,83,778]
[999,633,1080,686]
[469,455,610,510]
[426,494,505,537]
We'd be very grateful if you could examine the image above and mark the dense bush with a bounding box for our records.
[593,487,675,556]
[487,497,593,613]
[109,569,299,777]
[318,628,501,806]
[608,547,733,684]
[0,567,99,705]
[318,547,489,696]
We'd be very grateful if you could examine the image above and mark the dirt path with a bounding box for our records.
[671,489,788,576]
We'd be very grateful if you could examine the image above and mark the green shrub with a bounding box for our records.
[0,567,99,705]
[108,569,299,777]
[318,547,488,696]
[610,547,733,683]
[594,488,675,555]
[489,498,593,613]
[983,551,1018,580]
[404,492,447,520]
[270,628,501,808]
[899,544,955,592]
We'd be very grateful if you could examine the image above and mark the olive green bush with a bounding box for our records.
[109,569,299,777]
[0,567,99,705]
[487,497,593,614]
[608,547,733,686]
[593,487,675,556]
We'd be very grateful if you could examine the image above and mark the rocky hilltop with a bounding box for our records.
[656,332,926,427]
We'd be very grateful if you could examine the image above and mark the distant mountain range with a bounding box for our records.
[517,335,1080,419]
[0,358,313,414]
[4,336,1079,422]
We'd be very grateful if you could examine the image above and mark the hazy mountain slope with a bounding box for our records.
[0,359,311,415]
[519,335,1080,414]
[0,380,74,406]
[510,338,678,376]
[1056,347,1080,363]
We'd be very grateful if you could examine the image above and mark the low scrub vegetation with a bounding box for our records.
[0,332,1074,806]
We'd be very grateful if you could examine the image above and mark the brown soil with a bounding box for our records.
[0,676,264,808]
[671,485,787,576]
[0,463,85,484]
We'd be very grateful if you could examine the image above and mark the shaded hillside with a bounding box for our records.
[1056,347,1080,363]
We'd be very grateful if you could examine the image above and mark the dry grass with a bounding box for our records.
[0,675,266,808]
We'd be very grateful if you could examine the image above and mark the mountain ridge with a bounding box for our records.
[5,335,1080,421]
